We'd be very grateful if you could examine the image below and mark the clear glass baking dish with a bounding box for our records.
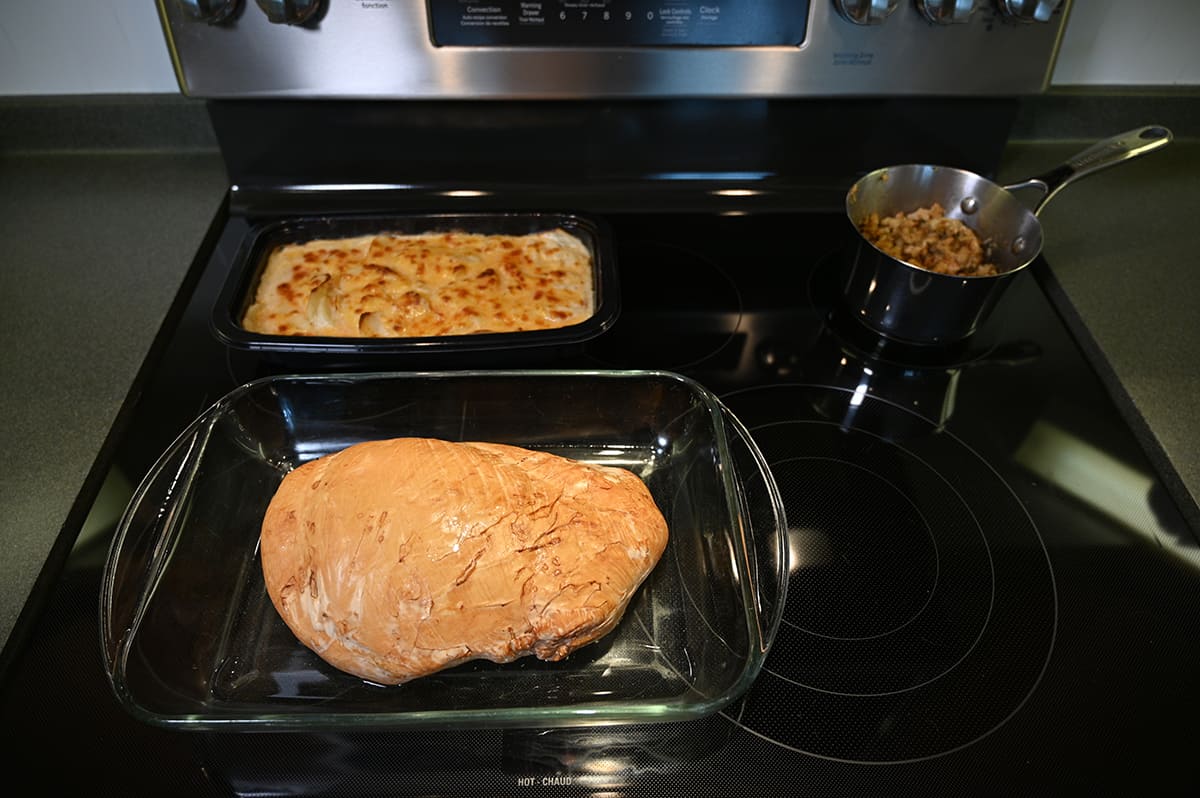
[100,370,787,731]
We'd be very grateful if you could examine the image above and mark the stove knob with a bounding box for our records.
[997,0,1063,22]
[917,0,979,24]
[255,0,322,25]
[176,0,240,23]
[834,0,901,25]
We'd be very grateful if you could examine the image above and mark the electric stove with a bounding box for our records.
[5,2,1199,794]
[3,171,1198,795]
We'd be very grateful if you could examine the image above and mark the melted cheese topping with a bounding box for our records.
[240,229,595,337]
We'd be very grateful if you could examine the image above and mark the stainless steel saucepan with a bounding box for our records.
[842,125,1173,345]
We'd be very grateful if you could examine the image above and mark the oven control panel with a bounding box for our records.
[427,1,809,47]
[159,0,1073,98]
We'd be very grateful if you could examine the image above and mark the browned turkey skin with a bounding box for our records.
[259,437,669,684]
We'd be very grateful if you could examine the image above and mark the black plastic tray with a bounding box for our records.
[210,212,620,361]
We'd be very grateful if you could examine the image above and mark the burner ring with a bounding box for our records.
[717,384,1056,764]
[755,421,995,698]
[774,455,941,643]
[583,238,744,371]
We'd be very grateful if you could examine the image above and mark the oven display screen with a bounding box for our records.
[428,1,809,47]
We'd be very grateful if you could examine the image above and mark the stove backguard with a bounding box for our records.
[158,0,1072,99]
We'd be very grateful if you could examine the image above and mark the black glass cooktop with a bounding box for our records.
[3,197,1199,796]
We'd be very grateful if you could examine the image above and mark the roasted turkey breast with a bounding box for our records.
[259,437,669,684]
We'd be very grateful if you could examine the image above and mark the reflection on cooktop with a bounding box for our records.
[585,237,745,371]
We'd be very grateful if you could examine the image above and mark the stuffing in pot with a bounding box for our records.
[858,202,998,277]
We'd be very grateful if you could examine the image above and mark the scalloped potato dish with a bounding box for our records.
[241,229,595,338]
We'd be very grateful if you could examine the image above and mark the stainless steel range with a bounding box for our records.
[162,0,1070,98]
[6,1,1200,795]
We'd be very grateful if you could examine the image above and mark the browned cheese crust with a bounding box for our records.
[240,229,595,337]
[858,202,999,277]
[258,437,669,684]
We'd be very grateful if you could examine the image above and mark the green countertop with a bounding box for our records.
[1,93,1197,678]
[0,97,229,670]
[997,134,1200,532]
